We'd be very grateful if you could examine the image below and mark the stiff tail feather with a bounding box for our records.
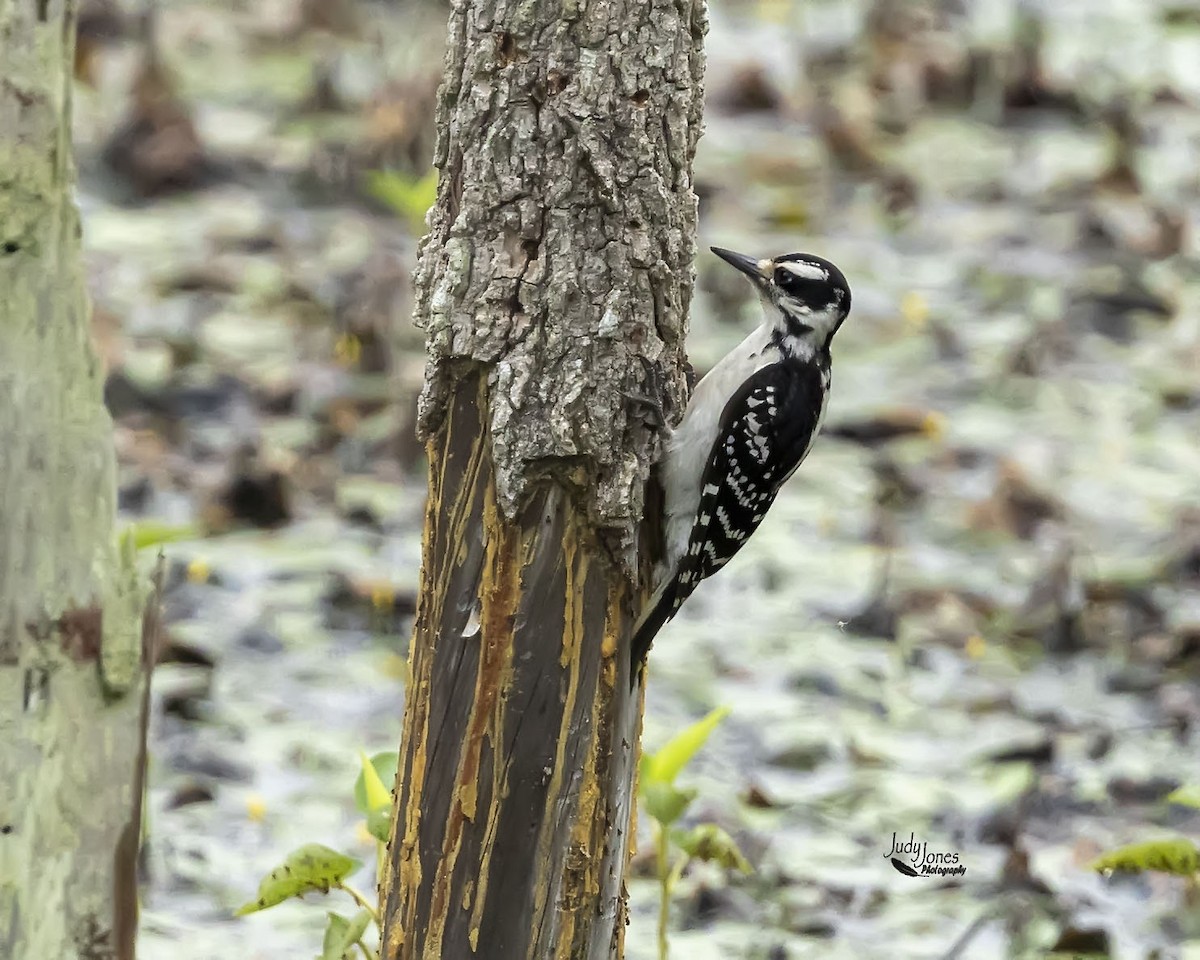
[630,576,679,672]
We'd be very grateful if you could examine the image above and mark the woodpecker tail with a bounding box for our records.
[630,575,680,672]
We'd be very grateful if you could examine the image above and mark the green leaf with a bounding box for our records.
[366,805,393,843]
[235,844,362,915]
[1166,785,1200,810]
[364,169,438,235]
[641,706,730,787]
[1091,838,1200,877]
[120,520,202,551]
[672,824,752,874]
[354,751,398,815]
[641,781,697,828]
[320,909,373,960]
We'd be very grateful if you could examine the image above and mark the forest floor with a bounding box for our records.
[80,0,1200,957]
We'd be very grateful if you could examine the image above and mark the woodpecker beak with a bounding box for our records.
[711,247,769,284]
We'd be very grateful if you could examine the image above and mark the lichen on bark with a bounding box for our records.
[0,3,150,959]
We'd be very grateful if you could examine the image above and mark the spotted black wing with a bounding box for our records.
[669,360,827,612]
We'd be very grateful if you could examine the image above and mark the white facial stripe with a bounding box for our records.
[781,299,841,328]
[780,297,812,316]
[777,260,828,281]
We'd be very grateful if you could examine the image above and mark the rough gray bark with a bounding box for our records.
[381,0,707,957]
[414,0,705,539]
[0,2,153,958]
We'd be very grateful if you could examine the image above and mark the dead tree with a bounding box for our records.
[380,0,707,957]
[0,3,155,958]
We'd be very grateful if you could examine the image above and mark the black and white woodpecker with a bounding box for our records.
[632,246,852,666]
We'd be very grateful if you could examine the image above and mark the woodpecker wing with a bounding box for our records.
[631,359,828,668]
[670,360,827,607]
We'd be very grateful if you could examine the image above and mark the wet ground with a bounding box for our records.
[78,0,1200,957]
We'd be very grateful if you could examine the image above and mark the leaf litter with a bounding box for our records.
[77,0,1200,957]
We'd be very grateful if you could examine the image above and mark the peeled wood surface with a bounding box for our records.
[383,375,642,959]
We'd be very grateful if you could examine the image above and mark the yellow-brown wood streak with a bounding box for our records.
[390,376,492,957]
[467,523,529,948]
[385,440,440,954]
[426,469,519,956]
[556,509,611,959]
[386,455,438,949]
[430,379,488,618]
[467,797,500,951]
[610,585,641,959]
[527,506,589,956]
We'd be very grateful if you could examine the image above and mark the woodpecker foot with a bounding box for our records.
[625,356,670,431]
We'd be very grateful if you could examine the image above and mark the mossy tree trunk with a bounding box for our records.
[0,3,155,958]
[380,0,707,957]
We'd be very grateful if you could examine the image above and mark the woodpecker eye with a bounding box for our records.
[773,266,830,304]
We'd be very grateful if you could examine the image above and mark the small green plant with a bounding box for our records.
[639,706,751,960]
[364,169,438,236]
[237,751,398,959]
[1089,786,1200,881]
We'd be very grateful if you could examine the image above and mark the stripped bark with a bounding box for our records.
[0,2,154,958]
[381,0,707,957]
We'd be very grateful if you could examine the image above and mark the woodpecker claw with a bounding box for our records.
[626,356,671,430]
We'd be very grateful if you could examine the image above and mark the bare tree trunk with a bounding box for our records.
[0,3,154,958]
[380,0,707,957]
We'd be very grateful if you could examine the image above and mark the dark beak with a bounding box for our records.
[711,246,767,283]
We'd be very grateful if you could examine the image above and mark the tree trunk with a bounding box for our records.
[380,0,707,957]
[0,3,154,958]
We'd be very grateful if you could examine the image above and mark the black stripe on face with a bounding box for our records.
[780,312,814,338]
[773,270,840,313]
[773,254,851,316]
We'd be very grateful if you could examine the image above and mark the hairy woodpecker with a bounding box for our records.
[632,246,852,666]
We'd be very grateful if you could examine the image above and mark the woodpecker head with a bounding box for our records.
[711,246,852,355]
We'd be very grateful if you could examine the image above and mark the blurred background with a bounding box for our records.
[78,0,1200,957]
